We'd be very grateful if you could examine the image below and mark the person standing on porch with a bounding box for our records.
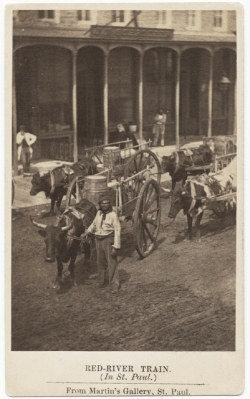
[152,108,167,147]
[16,125,37,175]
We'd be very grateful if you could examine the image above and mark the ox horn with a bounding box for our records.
[30,216,47,230]
[161,187,171,193]
[61,216,73,232]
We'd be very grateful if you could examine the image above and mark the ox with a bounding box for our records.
[31,199,97,286]
[30,159,98,215]
[168,173,235,242]
[161,145,213,190]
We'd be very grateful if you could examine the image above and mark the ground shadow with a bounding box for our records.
[171,212,235,244]
[119,269,131,286]
[154,236,166,250]
[12,209,25,221]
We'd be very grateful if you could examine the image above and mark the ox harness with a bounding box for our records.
[49,160,97,197]
[172,148,210,172]
[60,201,96,252]
[183,173,234,216]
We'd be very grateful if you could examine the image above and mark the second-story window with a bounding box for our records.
[77,10,96,24]
[38,10,55,19]
[213,10,227,31]
[189,11,196,26]
[112,10,125,23]
[111,10,130,26]
[77,10,91,21]
[37,10,60,23]
[157,10,172,28]
[214,10,222,28]
[187,10,201,30]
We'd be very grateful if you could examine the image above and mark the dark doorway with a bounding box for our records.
[77,47,104,147]
[180,48,201,136]
[108,47,138,131]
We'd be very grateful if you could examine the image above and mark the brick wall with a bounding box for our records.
[201,11,214,33]
[138,11,159,28]
[228,10,236,33]
[14,10,236,35]
[60,10,77,26]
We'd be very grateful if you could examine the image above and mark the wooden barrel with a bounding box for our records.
[204,136,236,156]
[83,175,108,206]
[103,146,121,168]
[97,164,112,181]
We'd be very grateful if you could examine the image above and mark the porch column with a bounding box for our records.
[234,77,237,136]
[175,51,181,150]
[72,50,78,162]
[12,52,18,176]
[104,52,109,145]
[138,51,143,142]
[207,51,214,137]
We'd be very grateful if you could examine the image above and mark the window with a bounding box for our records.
[214,10,222,28]
[77,10,96,24]
[38,10,54,19]
[187,10,201,30]
[213,10,227,32]
[111,10,130,26]
[38,10,60,23]
[112,10,124,23]
[157,11,172,28]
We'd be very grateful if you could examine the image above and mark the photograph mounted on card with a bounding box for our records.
[6,2,244,397]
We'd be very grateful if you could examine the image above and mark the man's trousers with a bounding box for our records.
[152,124,165,147]
[95,235,119,288]
[21,147,31,173]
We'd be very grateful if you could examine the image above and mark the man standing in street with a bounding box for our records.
[16,125,37,175]
[152,108,167,147]
[82,194,121,294]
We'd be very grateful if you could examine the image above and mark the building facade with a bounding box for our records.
[13,9,237,163]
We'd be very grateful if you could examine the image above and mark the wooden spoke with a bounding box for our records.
[145,193,158,212]
[147,207,160,214]
[124,149,161,184]
[133,179,161,258]
[142,222,155,240]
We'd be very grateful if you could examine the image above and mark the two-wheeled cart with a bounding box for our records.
[66,140,162,258]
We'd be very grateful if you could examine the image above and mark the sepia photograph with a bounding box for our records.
[6,2,244,396]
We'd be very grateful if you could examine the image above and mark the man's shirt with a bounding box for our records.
[154,113,167,124]
[87,210,121,249]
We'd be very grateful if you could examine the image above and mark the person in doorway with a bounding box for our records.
[81,194,121,294]
[152,108,167,147]
[16,125,37,175]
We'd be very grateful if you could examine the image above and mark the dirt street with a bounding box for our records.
[11,190,236,351]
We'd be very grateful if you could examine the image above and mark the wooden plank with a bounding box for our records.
[121,198,137,217]
[215,152,237,161]
[185,164,212,172]
[200,192,237,203]
[214,192,237,202]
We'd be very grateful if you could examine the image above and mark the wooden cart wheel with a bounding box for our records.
[124,149,161,185]
[65,176,85,207]
[133,179,161,258]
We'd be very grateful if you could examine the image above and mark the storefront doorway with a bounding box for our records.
[180,48,201,136]
[77,46,104,148]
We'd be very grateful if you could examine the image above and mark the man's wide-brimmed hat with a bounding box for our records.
[98,193,111,204]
